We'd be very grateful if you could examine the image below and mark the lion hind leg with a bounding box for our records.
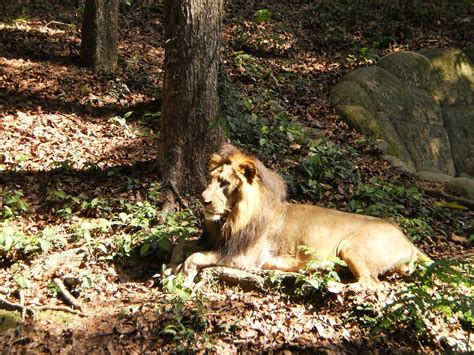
[337,246,380,286]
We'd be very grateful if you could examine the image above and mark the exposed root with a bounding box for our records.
[18,289,26,320]
[34,305,88,317]
[0,297,34,317]
[53,278,83,311]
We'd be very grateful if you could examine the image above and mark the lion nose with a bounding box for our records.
[201,192,212,206]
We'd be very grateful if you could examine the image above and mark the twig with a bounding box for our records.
[33,305,87,317]
[53,278,83,311]
[43,21,72,29]
[0,297,34,317]
[0,297,24,312]
[18,289,26,320]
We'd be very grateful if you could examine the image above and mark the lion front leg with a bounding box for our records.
[181,251,219,286]
[261,256,306,272]
[164,239,204,275]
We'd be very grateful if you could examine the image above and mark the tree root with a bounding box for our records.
[53,278,83,311]
[0,298,87,318]
[0,297,35,317]
[199,266,302,293]
[18,289,26,320]
[33,305,88,317]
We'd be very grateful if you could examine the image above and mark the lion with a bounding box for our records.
[166,144,430,287]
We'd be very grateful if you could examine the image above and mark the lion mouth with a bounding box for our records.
[203,207,230,222]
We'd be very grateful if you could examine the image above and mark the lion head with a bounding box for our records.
[201,144,287,257]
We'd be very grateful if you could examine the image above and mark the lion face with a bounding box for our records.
[201,153,257,222]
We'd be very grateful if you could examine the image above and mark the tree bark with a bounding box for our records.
[160,0,225,199]
[80,0,118,72]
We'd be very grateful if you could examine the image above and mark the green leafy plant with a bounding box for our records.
[297,138,360,200]
[376,260,473,349]
[139,210,198,257]
[254,9,272,23]
[0,224,68,262]
[0,225,31,262]
[71,219,111,259]
[0,187,29,221]
[158,273,208,352]
[47,189,111,218]
[347,178,421,217]
[276,246,346,299]
[398,217,433,242]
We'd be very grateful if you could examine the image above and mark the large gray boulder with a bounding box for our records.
[330,48,474,179]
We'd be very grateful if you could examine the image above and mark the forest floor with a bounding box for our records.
[0,1,473,353]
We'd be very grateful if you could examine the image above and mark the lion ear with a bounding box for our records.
[239,160,257,183]
[209,153,222,170]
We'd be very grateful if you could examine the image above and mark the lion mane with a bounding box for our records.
[202,144,287,262]
[166,144,429,286]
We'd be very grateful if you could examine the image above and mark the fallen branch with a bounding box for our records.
[53,278,83,311]
[33,305,88,317]
[0,297,34,317]
[0,297,24,312]
[18,289,26,320]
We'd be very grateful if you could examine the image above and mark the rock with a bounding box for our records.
[442,105,474,176]
[375,139,389,152]
[342,65,454,175]
[378,51,432,88]
[329,48,474,178]
[419,48,473,106]
[382,155,415,173]
[329,80,377,117]
[446,177,474,200]
[301,126,326,140]
[415,171,454,183]
[334,105,380,137]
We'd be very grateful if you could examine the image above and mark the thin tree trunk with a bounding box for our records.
[80,0,118,72]
[160,0,225,200]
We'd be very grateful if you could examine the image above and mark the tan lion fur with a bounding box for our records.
[166,144,429,286]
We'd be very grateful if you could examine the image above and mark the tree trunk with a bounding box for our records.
[160,0,225,199]
[80,0,118,72]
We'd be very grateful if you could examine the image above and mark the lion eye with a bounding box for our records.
[219,180,230,188]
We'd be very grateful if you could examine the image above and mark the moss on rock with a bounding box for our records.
[378,51,432,88]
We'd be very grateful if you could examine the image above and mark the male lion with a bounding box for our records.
[166,144,429,286]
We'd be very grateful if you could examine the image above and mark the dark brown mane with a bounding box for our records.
[204,144,288,261]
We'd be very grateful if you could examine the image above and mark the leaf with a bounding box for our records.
[434,201,468,210]
[118,212,129,223]
[4,235,13,251]
[97,243,108,254]
[140,243,151,256]
[39,239,51,253]
[157,238,171,252]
